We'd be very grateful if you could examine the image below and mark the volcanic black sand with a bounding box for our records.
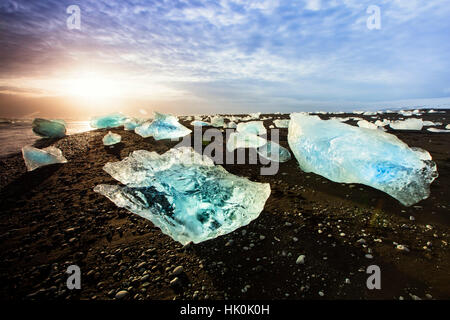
[0,110,449,300]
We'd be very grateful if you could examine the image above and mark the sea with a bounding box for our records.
[0,119,92,157]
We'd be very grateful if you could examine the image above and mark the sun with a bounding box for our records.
[61,72,123,101]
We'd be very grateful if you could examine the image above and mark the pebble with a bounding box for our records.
[172,266,184,276]
[296,255,305,265]
[115,290,129,300]
[396,244,410,252]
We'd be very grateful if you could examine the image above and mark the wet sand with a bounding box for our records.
[0,110,449,300]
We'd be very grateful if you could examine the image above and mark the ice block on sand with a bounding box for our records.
[257,141,291,163]
[389,118,423,131]
[90,113,128,129]
[288,113,438,206]
[273,119,290,128]
[22,146,68,171]
[135,112,191,140]
[103,131,122,146]
[191,120,210,127]
[236,121,267,135]
[32,118,66,138]
[94,147,271,244]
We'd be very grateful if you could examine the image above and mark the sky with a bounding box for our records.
[0,0,450,118]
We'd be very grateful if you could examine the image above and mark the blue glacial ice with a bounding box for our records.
[32,118,66,138]
[273,119,290,128]
[22,145,68,171]
[103,131,122,146]
[258,141,291,163]
[90,113,128,129]
[124,118,144,130]
[209,116,225,128]
[191,120,210,127]
[389,118,423,131]
[226,132,267,152]
[236,121,267,135]
[288,113,438,206]
[135,112,192,140]
[94,147,271,244]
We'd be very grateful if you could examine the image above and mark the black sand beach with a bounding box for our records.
[0,110,449,300]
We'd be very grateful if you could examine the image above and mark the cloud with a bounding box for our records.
[305,0,321,11]
[0,0,450,115]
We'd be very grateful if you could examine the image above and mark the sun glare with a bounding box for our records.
[62,72,123,101]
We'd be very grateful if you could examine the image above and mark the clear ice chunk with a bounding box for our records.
[22,145,68,171]
[124,118,144,130]
[427,128,450,133]
[191,120,210,127]
[103,131,122,146]
[257,141,291,163]
[273,119,290,128]
[227,121,237,129]
[357,120,378,130]
[226,132,267,152]
[288,114,438,206]
[236,121,267,135]
[90,113,128,129]
[94,147,271,244]
[209,116,225,128]
[32,118,66,138]
[135,112,192,140]
[389,118,423,130]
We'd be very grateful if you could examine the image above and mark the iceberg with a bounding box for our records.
[389,118,423,130]
[103,131,122,146]
[258,141,291,163]
[273,119,290,128]
[32,118,66,138]
[288,114,438,206]
[427,128,450,133]
[357,120,378,130]
[226,132,267,152]
[191,120,210,127]
[94,147,271,244]
[124,118,144,130]
[22,146,68,171]
[135,112,192,140]
[236,121,267,135]
[227,121,237,129]
[90,113,128,129]
[210,116,225,128]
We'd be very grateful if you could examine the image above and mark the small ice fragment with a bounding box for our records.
[32,118,66,138]
[227,121,237,129]
[103,131,122,146]
[90,113,128,129]
[287,113,438,206]
[22,145,68,171]
[226,132,267,152]
[427,128,450,133]
[273,119,290,128]
[389,118,423,130]
[191,120,210,127]
[357,120,378,130]
[209,116,225,128]
[257,141,291,163]
[94,147,271,244]
[135,112,191,140]
[236,121,267,135]
[124,118,144,130]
